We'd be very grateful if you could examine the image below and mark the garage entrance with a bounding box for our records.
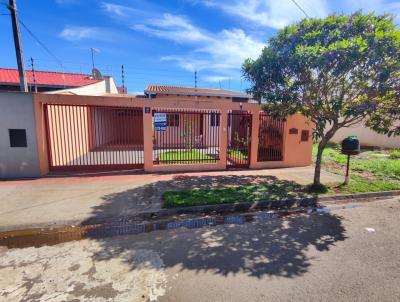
[44,104,144,172]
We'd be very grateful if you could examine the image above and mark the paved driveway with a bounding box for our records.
[0,167,341,231]
[0,198,399,301]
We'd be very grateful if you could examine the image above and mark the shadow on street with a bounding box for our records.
[83,174,347,279]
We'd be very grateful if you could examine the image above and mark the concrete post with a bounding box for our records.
[143,107,153,171]
[219,110,228,169]
[249,109,260,168]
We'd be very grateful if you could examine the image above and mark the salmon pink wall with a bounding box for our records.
[34,93,313,175]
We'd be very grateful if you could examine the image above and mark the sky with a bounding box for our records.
[1,0,400,94]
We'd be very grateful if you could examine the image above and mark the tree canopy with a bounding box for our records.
[243,12,400,186]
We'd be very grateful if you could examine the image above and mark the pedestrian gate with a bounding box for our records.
[227,111,252,168]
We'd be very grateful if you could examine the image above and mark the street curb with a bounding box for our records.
[1,190,399,232]
[81,189,400,225]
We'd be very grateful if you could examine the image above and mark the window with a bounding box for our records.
[167,113,179,126]
[210,113,220,127]
[9,129,27,147]
[301,130,310,142]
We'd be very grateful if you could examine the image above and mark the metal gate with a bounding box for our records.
[258,113,285,161]
[152,109,220,165]
[44,104,144,172]
[227,111,252,168]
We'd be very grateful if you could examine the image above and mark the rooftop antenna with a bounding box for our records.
[121,64,125,94]
[219,80,222,89]
[194,70,197,88]
[90,47,100,71]
[30,57,37,93]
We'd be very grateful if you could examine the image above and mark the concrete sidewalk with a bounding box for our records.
[0,167,341,231]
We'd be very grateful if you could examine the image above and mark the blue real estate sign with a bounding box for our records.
[154,113,167,131]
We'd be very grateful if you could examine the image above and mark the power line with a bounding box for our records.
[18,18,64,70]
[289,0,310,18]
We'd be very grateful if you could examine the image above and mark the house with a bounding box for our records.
[0,84,313,178]
[0,68,119,95]
[330,125,400,149]
[144,85,253,103]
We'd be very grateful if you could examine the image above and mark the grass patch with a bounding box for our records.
[389,149,400,160]
[163,182,309,208]
[162,144,400,209]
[228,149,248,160]
[159,150,213,162]
[329,176,400,194]
[313,144,400,181]
[163,177,400,208]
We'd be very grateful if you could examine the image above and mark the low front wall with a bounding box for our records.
[0,92,41,178]
[250,114,313,169]
[32,93,313,175]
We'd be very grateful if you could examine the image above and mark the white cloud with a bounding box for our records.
[201,75,231,83]
[132,14,211,43]
[200,0,400,28]
[198,0,328,29]
[59,26,101,41]
[59,26,118,42]
[101,3,129,17]
[55,0,78,5]
[133,13,264,75]
[100,3,265,82]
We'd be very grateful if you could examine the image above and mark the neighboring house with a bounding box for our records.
[0,68,119,95]
[144,85,253,103]
[330,125,400,149]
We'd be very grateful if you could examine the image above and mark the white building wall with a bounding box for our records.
[45,77,118,96]
[330,124,400,149]
[0,92,41,178]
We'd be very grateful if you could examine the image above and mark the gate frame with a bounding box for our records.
[44,103,145,172]
[226,111,252,168]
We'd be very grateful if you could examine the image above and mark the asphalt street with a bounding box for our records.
[1,197,399,302]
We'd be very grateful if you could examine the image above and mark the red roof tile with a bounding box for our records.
[0,68,101,88]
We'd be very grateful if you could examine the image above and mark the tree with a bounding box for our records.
[243,12,400,188]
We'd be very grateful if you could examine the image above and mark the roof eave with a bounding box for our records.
[144,90,251,99]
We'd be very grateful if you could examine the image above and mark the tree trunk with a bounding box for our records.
[313,141,326,186]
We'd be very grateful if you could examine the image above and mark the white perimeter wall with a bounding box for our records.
[330,123,400,149]
[0,92,41,178]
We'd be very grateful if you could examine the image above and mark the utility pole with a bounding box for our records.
[194,70,197,88]
[8,0,27,92]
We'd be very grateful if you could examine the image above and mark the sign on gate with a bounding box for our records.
[154,113,167,131]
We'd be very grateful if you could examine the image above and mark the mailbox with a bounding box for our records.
[341,135,360,155]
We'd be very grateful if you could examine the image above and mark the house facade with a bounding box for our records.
[0,85,313,178]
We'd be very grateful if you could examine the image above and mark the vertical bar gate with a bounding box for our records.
[227,111,252,168]
[258,113,285,161]
[152,109,220,165]
[44,104,144,172]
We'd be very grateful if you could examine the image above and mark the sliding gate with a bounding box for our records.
[227,111,252,168]
[44,104,144,172]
